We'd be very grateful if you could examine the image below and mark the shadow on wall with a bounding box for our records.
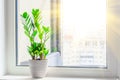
[20,52,62,66]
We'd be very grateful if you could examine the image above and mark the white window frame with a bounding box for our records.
[5,0,118,78]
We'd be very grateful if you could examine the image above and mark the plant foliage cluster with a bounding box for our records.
[21,9,50,60]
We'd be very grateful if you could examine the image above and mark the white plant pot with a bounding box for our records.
[29,59,48,78]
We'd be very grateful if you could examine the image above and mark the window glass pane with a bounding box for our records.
[16,0,106,68]
[60,0,106,67]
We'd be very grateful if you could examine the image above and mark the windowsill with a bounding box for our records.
[0,75,118,80]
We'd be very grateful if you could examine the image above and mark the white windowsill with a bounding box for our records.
[0,75,118,80]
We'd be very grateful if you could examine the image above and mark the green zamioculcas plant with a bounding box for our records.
[21,9,50,60]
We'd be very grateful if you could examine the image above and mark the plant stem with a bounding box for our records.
[32,56,35,60]
[40,54,44,60]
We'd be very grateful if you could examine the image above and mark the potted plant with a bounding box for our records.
[21,9,50,78]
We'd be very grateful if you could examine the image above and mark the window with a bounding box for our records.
[6,0,117,77]
[16,0,106,68]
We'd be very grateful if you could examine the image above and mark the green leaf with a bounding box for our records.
[32,30,37,37]
[25,15,29,21]
[32,42,35,47]
[22,12,28,18]
[30,37,33,43]
[26,17,31,25]
[24,31,30,38]
[40,51,43,54]
[27,46,34,56]
[35,22,40,28]
[34,50,40,57]
[32,9,35,16]
[30,52,35,57]
[37,16,42,23]
[44,49,49,56]
[42,26,49,33]
[28,24,33,32]
[24,25,28,31]
[39,31,44,40]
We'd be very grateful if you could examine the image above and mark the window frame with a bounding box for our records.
[6,0,118,78]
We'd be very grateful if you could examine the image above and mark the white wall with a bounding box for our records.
[0,0,6,76]
[107,0,120,79]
